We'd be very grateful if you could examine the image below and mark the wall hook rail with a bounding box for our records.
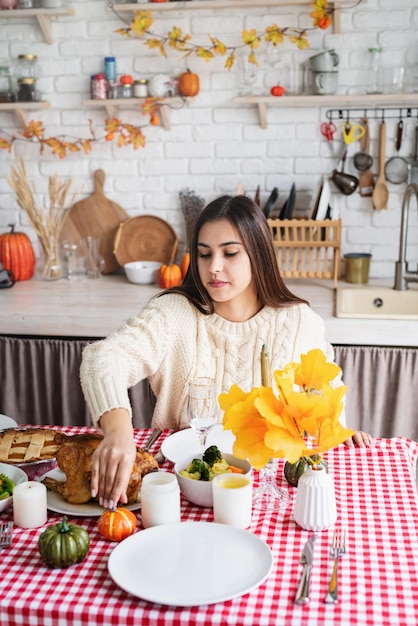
[326,107,418,121]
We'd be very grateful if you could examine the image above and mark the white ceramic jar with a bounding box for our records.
[141,472,181,528]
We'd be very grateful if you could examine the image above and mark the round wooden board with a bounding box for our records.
[113,216,178,266]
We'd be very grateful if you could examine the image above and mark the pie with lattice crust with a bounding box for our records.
[0,428,59,464]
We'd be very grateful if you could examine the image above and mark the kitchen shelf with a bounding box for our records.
[112,1,357,33]
[82,97,183,131]
[0,101,50,127]
[0,7,75,44]
[233,93,418,129]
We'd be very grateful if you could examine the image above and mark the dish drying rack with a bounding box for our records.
[267,218,341,287]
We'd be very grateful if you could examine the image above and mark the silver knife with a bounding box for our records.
[295,534,317,604]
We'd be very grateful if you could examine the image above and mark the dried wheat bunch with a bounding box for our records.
[179,188,205,249]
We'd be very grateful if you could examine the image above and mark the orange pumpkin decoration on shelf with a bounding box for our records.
[0,224,35,281]
[180,251,190,279]
[97,508,137,542]
[158,240,182,288]
[177,69,200,97]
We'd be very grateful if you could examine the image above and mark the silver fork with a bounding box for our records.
[324,528,346,604]
[0,521,13,549]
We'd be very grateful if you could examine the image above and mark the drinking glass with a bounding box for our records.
[187,378,219,451]
[253,458,290,511]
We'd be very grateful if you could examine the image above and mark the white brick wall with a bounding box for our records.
[0,0,417,280]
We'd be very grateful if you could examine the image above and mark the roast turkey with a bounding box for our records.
[42,432,158,504]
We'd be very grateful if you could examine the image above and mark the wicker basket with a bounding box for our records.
[267,218,341,287]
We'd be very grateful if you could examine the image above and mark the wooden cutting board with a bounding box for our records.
[60,169,128,274]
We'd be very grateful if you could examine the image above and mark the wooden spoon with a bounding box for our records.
[372,120,389,210]
[358,117,374,198]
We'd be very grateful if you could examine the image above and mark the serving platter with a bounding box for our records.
[38,469,141,517]
[161,424,235,464]
[108,521,273,606]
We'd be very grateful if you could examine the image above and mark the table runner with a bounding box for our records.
[1,428,417,626]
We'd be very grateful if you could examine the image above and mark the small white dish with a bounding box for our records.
[161,424,235,464]
[123,261,161,285]
[174,452,252,508]
[0,415,18,431]
[108,521,273,606]
[0,462,28,513]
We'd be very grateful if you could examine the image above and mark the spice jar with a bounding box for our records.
[17,78,36,102]
[15,54,38,80]
[120,74,133,98]
[92,73,107,100]
[133,79,148,98]
[0,65,15,103]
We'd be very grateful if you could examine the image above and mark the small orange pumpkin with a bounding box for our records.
[180,251,190,278]
[98,508,138,542]
[0,224,35,281]
[177,69,200,97]
[158,262,182,288]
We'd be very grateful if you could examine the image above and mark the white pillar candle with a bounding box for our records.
[13,481,47,529]
[141,472,181,529]
[212,474,253,529]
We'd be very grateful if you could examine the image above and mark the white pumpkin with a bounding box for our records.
[148,74,173,98]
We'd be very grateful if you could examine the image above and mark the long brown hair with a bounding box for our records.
[161,195,308,314]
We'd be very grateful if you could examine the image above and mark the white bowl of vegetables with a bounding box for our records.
[174,445,252,508]
[0,462,28,513]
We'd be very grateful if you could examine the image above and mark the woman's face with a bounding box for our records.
[197,218,258,319]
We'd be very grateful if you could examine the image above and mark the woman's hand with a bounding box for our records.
[91,408,137,510]
[345,430,372,448]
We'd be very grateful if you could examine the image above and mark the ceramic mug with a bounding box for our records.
[313,71,339,95]
[309,49,339,72]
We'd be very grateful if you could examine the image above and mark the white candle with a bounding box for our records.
[141,472,181,529]
[13,481,47,529]
[212,474,253,529]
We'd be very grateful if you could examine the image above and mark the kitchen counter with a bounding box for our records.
[1,274,417,347]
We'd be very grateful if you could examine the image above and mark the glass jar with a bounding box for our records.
[104,56,116,83]
[0,65,15,103]
[133,79,148,98]
[120,74,133,98]
[17,78,36,102]
[15,54,38,80]
[366,47,382,94]
[92,73,107,100]
[140,472,181,528]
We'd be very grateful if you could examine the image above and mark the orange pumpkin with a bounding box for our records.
[158,262,182,288]
[177,69,200,97]
[97,508,137,542]
[180,251,190,278]
[0,224,35,281]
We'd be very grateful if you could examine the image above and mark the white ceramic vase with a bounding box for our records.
[293,465,337,531]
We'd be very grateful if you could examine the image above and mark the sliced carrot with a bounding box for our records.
[228,465,244,474]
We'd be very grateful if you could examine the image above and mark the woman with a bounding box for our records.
[81,195,370,509]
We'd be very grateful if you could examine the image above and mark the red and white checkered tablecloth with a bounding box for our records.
[1,428,418,626]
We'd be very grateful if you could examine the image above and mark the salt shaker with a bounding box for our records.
[140,472,181,528]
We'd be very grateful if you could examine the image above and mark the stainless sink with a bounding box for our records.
[336,285,418,320]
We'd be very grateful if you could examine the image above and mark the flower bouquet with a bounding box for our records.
[219,348,355,515]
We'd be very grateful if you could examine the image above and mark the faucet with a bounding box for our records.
[394,183,418,290]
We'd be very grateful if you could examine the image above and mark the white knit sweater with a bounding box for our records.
[80,292,344,430]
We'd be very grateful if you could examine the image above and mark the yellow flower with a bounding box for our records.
[220,349,355,469]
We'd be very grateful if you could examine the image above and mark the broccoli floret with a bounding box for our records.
[202,445,223,467]
[0,473,14,500]
[186,459,210,481]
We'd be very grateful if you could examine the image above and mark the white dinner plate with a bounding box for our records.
[161,424,235,464]
[0,414,18,430]
[38,469,141,517]
[108,521,273,606]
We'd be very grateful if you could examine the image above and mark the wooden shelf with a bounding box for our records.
[233,93,418,128]
[82,97,183,131]
[112,1,359,33]
[0,7,75,44]
[0,101,50,126]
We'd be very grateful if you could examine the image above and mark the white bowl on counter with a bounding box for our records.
[123,261,161,285]
[174,452,252,508]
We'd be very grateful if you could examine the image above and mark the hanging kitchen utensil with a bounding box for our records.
[409,120,418,185]
[263,187,278,218]
[384,120,409,185]
[353,118,373,172]
[357,118,374,198]
[342,121,365,145]
[372,120,389,210]
[330,149,359,196]
[320,121,337,156]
